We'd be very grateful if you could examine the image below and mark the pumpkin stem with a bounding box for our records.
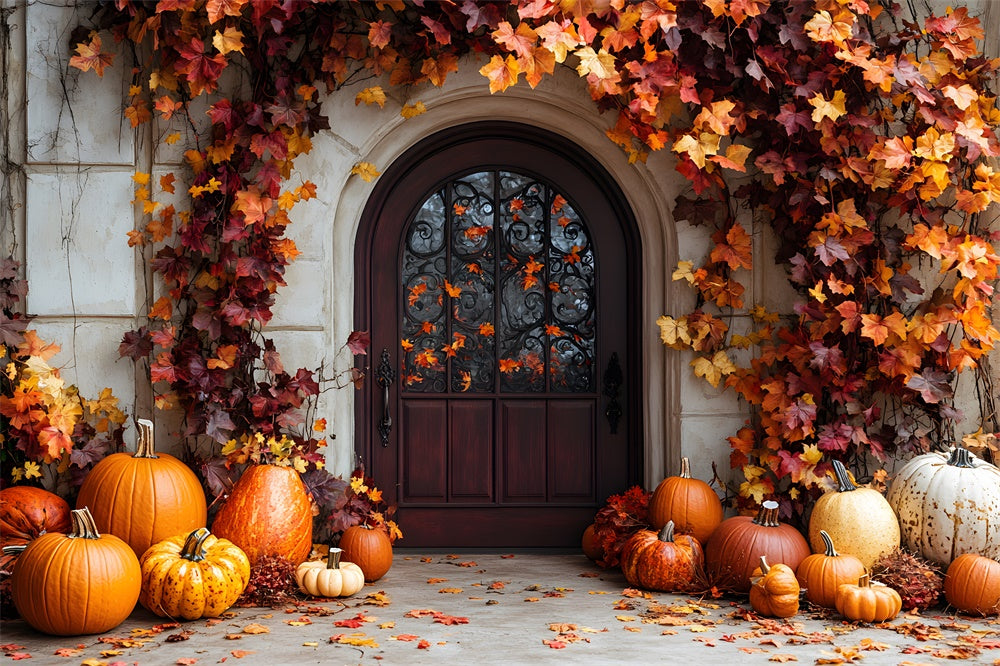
[658,521,677,543]
[857,572,871,588]
[819,530,840,558]
[679,457,692,479]
[2,545,27,556]
[68,507,101,540]
[134,418,159,459]
[752,500,781,527]
[180,527,212,562]
[757,555,770,575]
[831,460,857,492]
[946,447,976,468]
[327,547,344,569]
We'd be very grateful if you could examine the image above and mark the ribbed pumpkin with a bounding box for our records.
[212,463,313,566]
[704,500,810,593]
[648,457,723,544]
[944,553,1000,616]
[581,523,604,562]
[835,572,902,623]
[339,524,393,582]
[887,446,1000,566]
[296,547,366,597]
[808,460,899,568]
[619,521,704,593]
[139,527,250,620]
[749,555,800,618]
[796,530,866,608]
[1,486,72,574]
[11,507,141,635]
[76,419,207,557]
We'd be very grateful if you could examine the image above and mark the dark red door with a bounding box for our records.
[356,123,640,547]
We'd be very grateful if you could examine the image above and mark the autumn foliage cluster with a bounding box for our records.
[65,0,1000,520]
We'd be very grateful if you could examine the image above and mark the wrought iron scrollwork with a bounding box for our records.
[603,352,622,434]
[376,348,396,447]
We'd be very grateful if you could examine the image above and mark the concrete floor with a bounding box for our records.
[1,550,998,665]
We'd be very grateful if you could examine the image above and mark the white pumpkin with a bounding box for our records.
[887,447,1000,566]
[295,548,366,598]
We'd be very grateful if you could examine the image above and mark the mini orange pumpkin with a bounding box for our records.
[944,553,1000,616]
[750,555,800,618]
[648,457,723,544]
[619,521,704,593]
[581,523,604,562]
[339,524,393,582]
[835,572,902,623]
[796,530,866,608]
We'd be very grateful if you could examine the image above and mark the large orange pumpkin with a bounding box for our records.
[944,553,1000,616]
[1,486,72,573]
[76,418,207,557]
[648,457,723,544]
[11,507,141,635]
[619,521,704,593]
[211,463,313,566]
[339,524,393,582]
[704,500,810,593]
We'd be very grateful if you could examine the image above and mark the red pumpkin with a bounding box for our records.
[620,521,704,593]
[704,500,810,593]
[76,418,207,557]
[648,457,723,544]
[211,464,313,566]
[1,486,71,572]
[581,523,604,561]
[339,524,393,582]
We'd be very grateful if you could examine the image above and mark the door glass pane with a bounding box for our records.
[401,171,595,394]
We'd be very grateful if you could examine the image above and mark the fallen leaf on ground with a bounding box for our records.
[543,640,567,649]
[427,578,448,584]
[176,658,198,665]
[392,635,420,642]
[417,640,431,649]
[166,630,194,642]
[439,588,462,594]
[230,650,255,658]
[242,623,269,634]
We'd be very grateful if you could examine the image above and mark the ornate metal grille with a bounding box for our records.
[400,171,595,394]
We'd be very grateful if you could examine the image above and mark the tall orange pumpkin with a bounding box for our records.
[211,463,313,566]
[339,524,393,582]
[648,457,723,544]
[704,500,810,593]
[11,507,141,635]
[76,419,207,557]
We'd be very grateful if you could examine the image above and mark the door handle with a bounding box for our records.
[376,348,396,447]
[603,352,622,434]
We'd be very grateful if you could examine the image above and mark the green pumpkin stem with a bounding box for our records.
[134,418,159,459]
[327,547,344,569]
[819,530,840,558]
[658,521,677,543]
[946,447,976,468]
[69,507,101,540]
[753,500,781,527]
[180,527,212,562]
[831,460,857,492]
[679,457,692,479]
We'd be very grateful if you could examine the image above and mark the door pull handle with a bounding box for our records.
[376,348,396,447]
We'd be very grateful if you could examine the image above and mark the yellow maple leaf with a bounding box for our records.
[401,101,426,119]
[672,132,720,168]
[351,162,381,183]
[671,260,696,283]
[355,86,387,108]
[656,315,691,348]
[809,90,846,123]
[213,26,244,55]
[574,46,617,80]
[690,350,736,388]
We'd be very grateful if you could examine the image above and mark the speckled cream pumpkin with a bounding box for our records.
[808,460,899,568]
[296,548,365,598]
[139,527,250,620]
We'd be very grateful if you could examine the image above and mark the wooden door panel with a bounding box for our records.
[449,401,493,501]
[501,401,547,502]
[548,400,595,501]
[402,400,447,502]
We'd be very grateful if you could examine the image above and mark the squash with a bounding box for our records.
[808,460,899,567]
[619,521,704,593]
[139,527,250,620]
[704,500,811,593]
[76,418,208,557]
[750,555,800,618]
[944,553,1000,616]
[648,457,723,544]
[296,547,366,597]
[211,463,313,566]
[835,572,902,623]
[339,524,393,582]
[887,446,1000,566]
[581,523,604,562]
[1,486,71,576]
[796,530,866,608]
[10,507,141,635]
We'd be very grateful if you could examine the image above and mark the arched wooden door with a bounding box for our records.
[355,123,641,547]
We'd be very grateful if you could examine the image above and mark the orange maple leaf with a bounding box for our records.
[17,330,60,360]
[408,282,427,306]
[149,297,173,321]
[479,322,495,336]
[545,324,563,337]
[710,223,753,270]
[480,54,520,93]
[233,188,272,226]
[443,281,461,298]
[207,344,238,370]
[499,358,521,373]
[70,33,114,77]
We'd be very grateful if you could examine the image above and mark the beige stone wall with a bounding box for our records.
[4,1,999,489]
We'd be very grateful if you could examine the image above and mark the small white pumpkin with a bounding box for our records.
[295,547,365,598]
[887,446,1000,566]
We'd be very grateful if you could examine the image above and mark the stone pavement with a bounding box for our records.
[1,550,998,666]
